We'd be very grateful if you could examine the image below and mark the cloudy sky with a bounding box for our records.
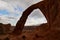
[0,0,47,26]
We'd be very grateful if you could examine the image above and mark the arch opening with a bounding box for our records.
[25,9,47,26]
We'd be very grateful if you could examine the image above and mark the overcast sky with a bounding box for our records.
[0,0,47,26]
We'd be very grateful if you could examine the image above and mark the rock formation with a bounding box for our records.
[14,0,60,40]
[0,23,11,34]
[0,0,60,40]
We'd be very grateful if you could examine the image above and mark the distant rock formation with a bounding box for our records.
[0,23,12,35]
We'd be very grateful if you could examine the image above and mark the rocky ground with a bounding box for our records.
[0,23,60,40]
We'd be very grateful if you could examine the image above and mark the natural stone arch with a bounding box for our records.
[12,1,47,34]
[0,0,59,36]
[0,0,60,40]
[12,0,60,36]
[25,9,47,26]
